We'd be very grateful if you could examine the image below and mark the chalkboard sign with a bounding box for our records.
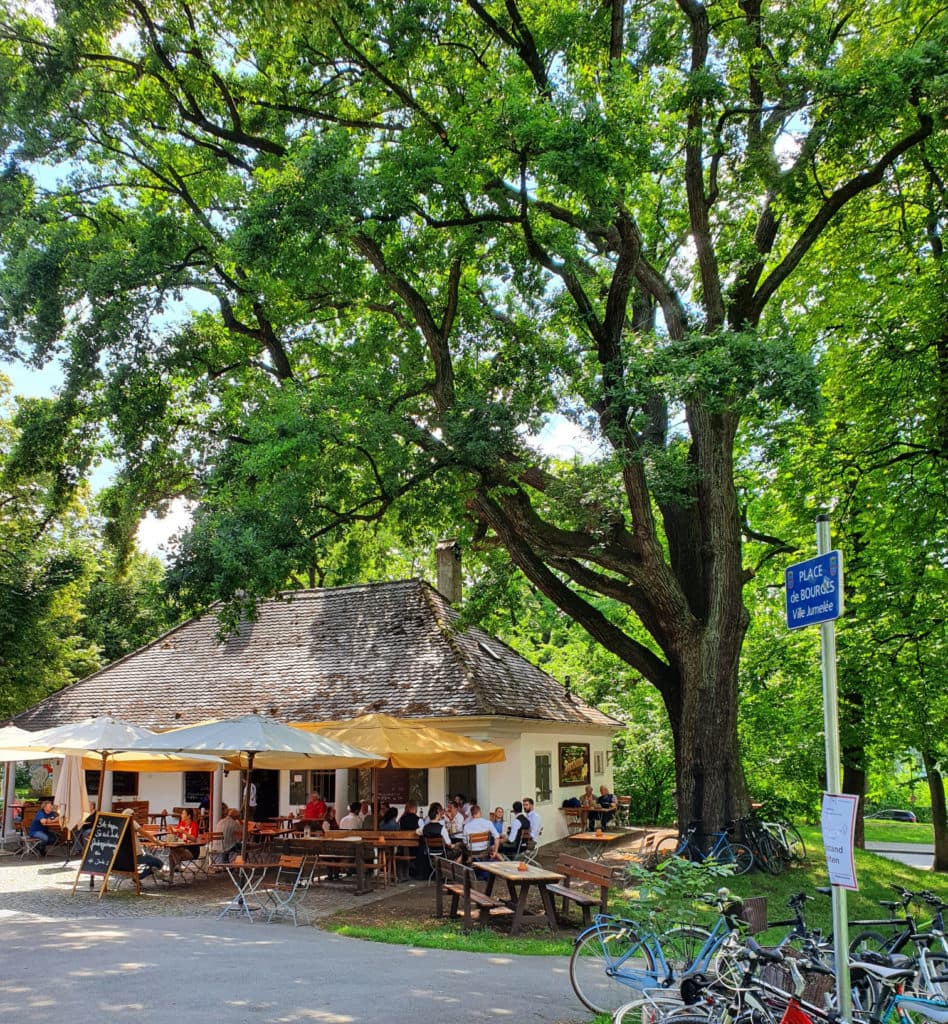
[71,812,140,897]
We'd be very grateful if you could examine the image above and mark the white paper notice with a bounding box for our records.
[821,792,859,890]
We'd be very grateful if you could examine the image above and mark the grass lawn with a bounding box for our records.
[863,820,933,845]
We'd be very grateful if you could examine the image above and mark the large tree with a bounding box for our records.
[0,1,943,830]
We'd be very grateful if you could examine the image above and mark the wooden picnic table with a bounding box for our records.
[567,830,626,860]
[475,860,565,935]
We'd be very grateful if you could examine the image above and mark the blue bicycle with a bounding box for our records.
[569,892,744,1015]
[654,826,754,875]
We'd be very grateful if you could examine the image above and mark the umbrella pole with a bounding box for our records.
[239,752,254,858]
[96,753,106,813]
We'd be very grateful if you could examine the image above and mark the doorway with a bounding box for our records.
[246,769,280,821]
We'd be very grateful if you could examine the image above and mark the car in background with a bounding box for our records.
[866,808,917,822]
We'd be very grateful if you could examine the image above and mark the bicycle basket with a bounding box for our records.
[738,896,768,936]
[759,947,835,1008]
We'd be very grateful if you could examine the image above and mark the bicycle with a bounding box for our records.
[654,826,754,876]
[848,888,948,960]
[569,892,746,1015]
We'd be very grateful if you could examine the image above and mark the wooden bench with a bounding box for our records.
[546,854,614,927]
[434,857,514,930]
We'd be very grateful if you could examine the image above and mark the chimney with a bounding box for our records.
[436,539,462,605]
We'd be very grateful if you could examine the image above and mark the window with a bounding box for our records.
[289,769,336,806]
[594,752,604,775]
[535,753,552,803]
[184,771,211,804]
[85,770,138,797]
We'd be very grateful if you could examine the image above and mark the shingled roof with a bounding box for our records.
[14,580,620,731]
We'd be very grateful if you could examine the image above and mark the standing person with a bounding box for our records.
[522,797,542,840]
[398,800,420,832]
[244,779,257,822]
[28,798,58,857]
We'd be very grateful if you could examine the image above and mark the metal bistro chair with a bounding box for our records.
[521,828,542,866]
[615,796,632,829]
[16,831,43,859]
[262,855,317,927]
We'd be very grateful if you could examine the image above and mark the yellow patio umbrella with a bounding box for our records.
[295,713,506,823]
[295,713,506,768]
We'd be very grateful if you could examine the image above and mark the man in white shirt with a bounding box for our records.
[522,797,542,840]
[339,801,364,829]
[443,802,464,839]
[462,805,499,859]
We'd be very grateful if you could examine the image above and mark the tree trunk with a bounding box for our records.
[841,689,867,848]
[666,642,749,842]
[922,750,948,873]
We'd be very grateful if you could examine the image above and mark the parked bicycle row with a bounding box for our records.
[568,883,948,1021]
[650,811,808,876]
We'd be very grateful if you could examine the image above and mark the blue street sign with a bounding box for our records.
[785,550,844,630]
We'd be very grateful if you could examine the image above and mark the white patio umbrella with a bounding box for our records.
[0,724,53,762]
[133,714,387,855]
[25,715,226,811]
[53,755,91,832]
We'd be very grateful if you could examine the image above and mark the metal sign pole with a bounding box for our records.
[816,513,851,1023]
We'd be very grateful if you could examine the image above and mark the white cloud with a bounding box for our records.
[136,498,194,559]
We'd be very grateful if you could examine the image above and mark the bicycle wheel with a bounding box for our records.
[914,951,948,1002]
[849,930,890,956]
[614,994,693,1024]
[655,835,686,864]
[782,824,807,864]
[724,841,754,875]
[661,925,713,977]
[570,924,655,1015]
[757,833,785,875]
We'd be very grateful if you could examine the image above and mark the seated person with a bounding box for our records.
[28,798,58,857]
[499,800,531,856]
[489,807,506,837]
[302,791,327,820]
[121,809,165,877]
[398,800,420,832]
[320,806,340,832]
[338,801,363,829]
[412,803,459,877]
[379,806,400,830]
[588,785,618,829]
[462,805,500,861]
[168,808,200,872]
[443,802,465,843]
[215,807,243,862]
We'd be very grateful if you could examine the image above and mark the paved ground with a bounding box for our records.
[0,849,587,1024]
[865,841,934,870]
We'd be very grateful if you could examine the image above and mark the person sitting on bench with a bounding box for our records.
[587,786,618,829]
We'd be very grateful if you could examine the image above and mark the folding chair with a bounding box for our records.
[615,796,632,829]
[521,828,543,866]
[16,832,43,859]
[177,837,212,883]
[262,855,311,926]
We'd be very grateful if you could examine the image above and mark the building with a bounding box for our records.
[14,569,622,842]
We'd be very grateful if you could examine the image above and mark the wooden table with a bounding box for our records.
[568,830,625,860]
[476,860,565,935]
[219,860,282,922]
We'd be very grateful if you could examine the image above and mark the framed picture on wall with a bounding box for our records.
[593,751,604,775]
[558,742,591,787]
